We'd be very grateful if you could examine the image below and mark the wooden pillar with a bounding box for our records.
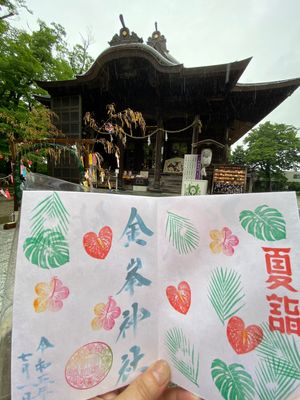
[191,115,201,154]
[248,171,253,193]
[224,128,229,163]
[152,120,163,191]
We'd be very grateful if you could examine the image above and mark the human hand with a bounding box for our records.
[91,359,200,400]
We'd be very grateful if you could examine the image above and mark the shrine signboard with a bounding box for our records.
[181,154,208,196]
[212,165,247,194]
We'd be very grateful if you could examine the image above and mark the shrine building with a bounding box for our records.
[36,18,300,193]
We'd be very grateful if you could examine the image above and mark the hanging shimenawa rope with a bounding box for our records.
[83,105,201,141]
[125,120,197,139]
[84,119,198,140]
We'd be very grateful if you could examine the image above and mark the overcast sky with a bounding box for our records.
[12,0,300,143]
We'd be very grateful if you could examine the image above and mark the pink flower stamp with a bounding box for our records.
[209,227,239,256]
[34,277,69,312]
[91,296,121,330]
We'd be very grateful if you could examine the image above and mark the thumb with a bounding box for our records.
[118,359,171,400]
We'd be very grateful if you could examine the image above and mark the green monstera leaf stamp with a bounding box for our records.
[24,229,70,269]
[211,358,255,400]
[239,204,286,241]
[23,192,70,269]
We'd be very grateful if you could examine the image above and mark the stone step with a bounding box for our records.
[148,174,182,194]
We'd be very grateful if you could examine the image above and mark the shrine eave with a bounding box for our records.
[229,77,300,143]
[233,77,300,92]
[35,42,252,94]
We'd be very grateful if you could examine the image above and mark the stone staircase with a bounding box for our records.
[148,173,182,194]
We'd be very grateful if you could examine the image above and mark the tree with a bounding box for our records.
[68,31,94,75]
[0,0,30,21]
[0,9,94,203]
[0,17,94,148]
[0,19,74,163]
[229,145,248,166]
[0,20,77,110]
[244,122,300,191]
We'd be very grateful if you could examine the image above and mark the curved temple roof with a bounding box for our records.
[36,19,300,144]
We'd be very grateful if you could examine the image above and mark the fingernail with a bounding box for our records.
[150,359,170,386]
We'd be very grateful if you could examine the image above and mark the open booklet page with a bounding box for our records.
[12,191,159,400]
[11,191,300,400]
[157,192,300,399]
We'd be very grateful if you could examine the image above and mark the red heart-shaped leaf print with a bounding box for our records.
[83,226,112,259]
[166,281,191,315]
[227,316,263,354]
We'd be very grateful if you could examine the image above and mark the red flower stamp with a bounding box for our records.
[227,316,263,354]
[166,281,191,315]
[83,226,112,259]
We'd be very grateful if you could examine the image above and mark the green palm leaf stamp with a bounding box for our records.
[165,327,200,387]
[23,229,70,269]
[208,267,245,325]
[239,204,286,241]
[211,358,255,400]
[255,360,299,400]
[165,211,199,255]
[31,191,70,237]
[256,323,300,381]
[23,192,70,269]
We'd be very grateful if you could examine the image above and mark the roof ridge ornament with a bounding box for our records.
[147,21,168,54]
[109,14,143,46]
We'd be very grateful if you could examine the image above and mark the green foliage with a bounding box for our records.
[0,17,94,110]
[0,0,31,20]
[244,122,300,172]
[211,359,256,400]
[0,20,74,110]
[0,105,60,141]
[252,170,289,192]
[229,145,248,166]
[208,267,245,325]
[255,360,299,400]
[233,122,300,191]
[165,327,200,386]
[287,181,300,192]
[256,323,300,381]
[243,122,300,191]
[239,204,286,241]
[69,39,94,75]
[0,12,94,154]
[165,211,199,254]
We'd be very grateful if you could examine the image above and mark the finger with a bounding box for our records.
[162,387,202,400]
[90,389,120,399]
[117,359,171,400]
[101,391,120,400]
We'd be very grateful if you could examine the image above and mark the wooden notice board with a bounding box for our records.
[212,165,247,194]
